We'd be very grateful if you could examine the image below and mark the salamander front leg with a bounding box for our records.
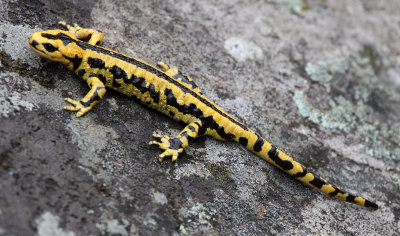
[64,76,106,117]
[150,119,204,162]
[58,21,104,45]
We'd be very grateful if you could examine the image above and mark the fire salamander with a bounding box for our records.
[29,21,378,210]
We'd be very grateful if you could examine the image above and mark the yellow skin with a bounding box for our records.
[29,21,378,210]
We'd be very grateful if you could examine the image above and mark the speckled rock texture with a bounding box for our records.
[1,0,399,235]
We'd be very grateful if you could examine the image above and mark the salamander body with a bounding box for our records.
[29,22,378,210]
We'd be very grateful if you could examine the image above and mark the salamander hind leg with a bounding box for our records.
[156,61,172,72]
[156,61,202,94]
[149,119,203,162]
[58,21,104,45]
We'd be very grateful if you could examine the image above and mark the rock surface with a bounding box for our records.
[1,0,399,235]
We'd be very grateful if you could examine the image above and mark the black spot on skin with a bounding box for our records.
[130,74,160,104]
[79,33,92,42]
[202,116,234,140]
[88,73,96,78]
[108,65,129,88]
[131,75,146,92]
[186,133,196,143]
[253,136,264,152]
[65,55,82,71]
[109,65,128,81]
[88,57,105,69]
[80,87,103,107]
[111,79,120,88]
[216,126,227,138]
[309,177,326,189]
[188,125,196,132]
[30,40,39,48]
[148,84,160,104]
[192,108,202,117]
[164,88,198,115]
[365,200,378,209]
[346,194,356,203]
[185,104,198,115]
[268,145,294,170]
[328,188,340,197]
[140,77,147,90]
[80,100,92,108]
[98,74,107,84]
[239,137,248,146]
[330,187,346,197]
[293,168,308,178]
[77,69,86,77]
[169,111,175,117]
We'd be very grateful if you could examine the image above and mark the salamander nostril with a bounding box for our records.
[30,40,39,48]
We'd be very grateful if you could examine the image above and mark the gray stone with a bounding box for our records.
[0,0,399,235]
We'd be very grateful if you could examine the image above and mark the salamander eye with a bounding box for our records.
[43,43,57,52]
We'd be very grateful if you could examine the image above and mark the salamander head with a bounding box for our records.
[29,30,83,70]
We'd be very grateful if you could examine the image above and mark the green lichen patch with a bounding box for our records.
[305,61,349,93]
[293,51,400,186]
[208,162,231,184]
[270,0,312,15]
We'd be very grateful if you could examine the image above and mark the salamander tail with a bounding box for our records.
[234,130,378,210]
